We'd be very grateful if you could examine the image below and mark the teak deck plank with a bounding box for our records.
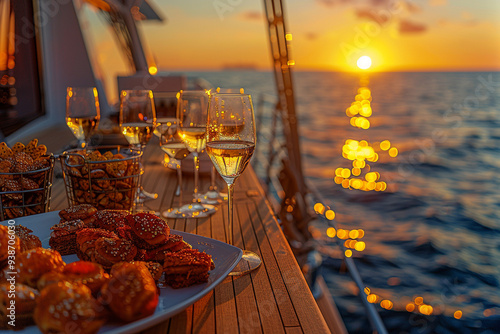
[211,204,239,334]
[285,327,304,334]
[36,134,330,334]
[236,203,286,334]
[244,202,300,327]
[248,168,330,333]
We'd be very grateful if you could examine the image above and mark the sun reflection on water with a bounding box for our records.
[334,78,399,192]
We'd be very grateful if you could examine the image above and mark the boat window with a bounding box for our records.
[75,3,134,106]
[0,1,43,138]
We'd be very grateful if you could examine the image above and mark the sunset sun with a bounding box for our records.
[357,56,372,70]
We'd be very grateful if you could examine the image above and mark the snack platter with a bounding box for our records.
[0,211,243,334]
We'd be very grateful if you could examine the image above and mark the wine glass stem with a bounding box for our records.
[193,152,200,202]
[227,182,234,245]
[177,162,183,207]
[210,166,217,191]
[138,144,145,192]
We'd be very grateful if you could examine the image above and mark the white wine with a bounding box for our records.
[160,142,190,160]
[206,140,255,181]
[121,122,153,146]
[66,116,99,141]
[179,127,206,152]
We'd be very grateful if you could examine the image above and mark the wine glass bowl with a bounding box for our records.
[153,91,179,138]
[206,92,261,275]
[120,90,156,147]
[66,87,100,148]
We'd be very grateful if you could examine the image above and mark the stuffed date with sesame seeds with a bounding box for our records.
[126,212,171,249]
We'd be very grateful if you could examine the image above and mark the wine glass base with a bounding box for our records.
[198,190,228,205]
[136,189,158,203]
[162,208,187,218]
[177,203,217,218]
[228,250,262,276]
[138,190,158,199]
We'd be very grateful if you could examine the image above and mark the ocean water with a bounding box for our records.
[184,70,500,333]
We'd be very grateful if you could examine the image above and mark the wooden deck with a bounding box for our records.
[29,125,332,334]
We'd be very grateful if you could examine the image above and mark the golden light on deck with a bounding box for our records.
[364,287,370,295]
[326,227,336,238]
[406,303,415,312]
[454,310,463,319]
[414,297,423,305]
[357,56,372,70]
[345,250,352,257]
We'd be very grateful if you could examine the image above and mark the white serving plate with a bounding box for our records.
[1,211,242,334]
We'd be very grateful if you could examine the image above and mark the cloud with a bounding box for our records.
[429,0,447,6]
[239,11,264,21]
[404,1,422,14]
[354,8,390,25]
[305,32,319,40]
[399,19,427,34]
[316,0,354,7]
[369,0,391,6]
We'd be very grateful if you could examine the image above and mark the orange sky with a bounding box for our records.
[85,0,500,75]
[134,0,500,72]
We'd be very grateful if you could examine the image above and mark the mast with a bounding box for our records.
[263,0,306,194]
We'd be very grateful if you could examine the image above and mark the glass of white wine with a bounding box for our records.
[66,87,100,149]
[153,92,184,198]
[206,92,261,275]
[119,90,158,204]
[159,120,190,218]
[177,90,217,218]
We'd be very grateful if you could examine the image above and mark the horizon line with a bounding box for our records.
[156,67,500,73]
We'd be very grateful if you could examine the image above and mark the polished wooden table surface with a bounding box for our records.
[32,127,331,334]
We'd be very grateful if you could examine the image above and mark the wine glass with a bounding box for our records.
[206,92,262,275]
[200,88,240,204]
[159,120,190,218]
[66,87,100,149]
[177,90,217,218]
[119,90,158,205]
[153,92,184,197]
